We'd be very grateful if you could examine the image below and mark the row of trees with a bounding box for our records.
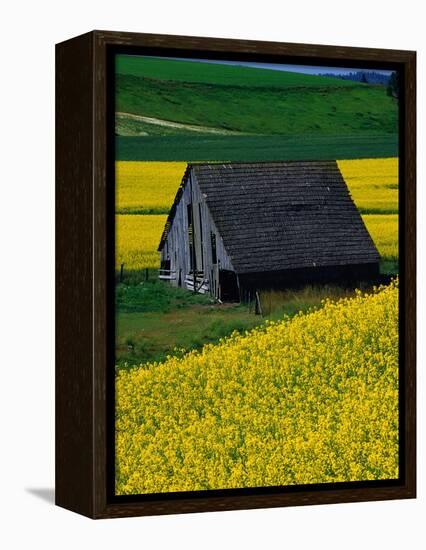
[321,70,390,85]
[321,70,399,99]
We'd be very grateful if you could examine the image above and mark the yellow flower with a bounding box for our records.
[116,281,399,494]
[116,161,186,213]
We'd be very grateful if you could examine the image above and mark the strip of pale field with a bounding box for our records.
[117,112,242,135]
[115,158,398,270]
[116,281,398,494]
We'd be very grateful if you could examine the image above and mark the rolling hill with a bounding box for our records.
[116,55,359,88]
[115,55,398,161]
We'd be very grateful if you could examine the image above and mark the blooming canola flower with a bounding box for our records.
[116,281,399,494]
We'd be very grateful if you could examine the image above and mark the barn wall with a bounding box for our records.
[160,169,234,297]
[238,262,381,292]
[160,179,191,287]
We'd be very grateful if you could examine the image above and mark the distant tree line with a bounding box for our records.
[321,71,391,86]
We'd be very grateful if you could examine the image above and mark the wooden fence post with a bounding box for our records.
[255,291,263,316]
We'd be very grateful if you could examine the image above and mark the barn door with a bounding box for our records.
[219,270,240,302]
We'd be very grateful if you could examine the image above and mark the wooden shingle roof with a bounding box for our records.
[159,161,380,274]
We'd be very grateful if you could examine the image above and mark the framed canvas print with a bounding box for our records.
[56,30,416,518]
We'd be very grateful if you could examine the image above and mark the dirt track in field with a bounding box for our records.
[116,112,242,135]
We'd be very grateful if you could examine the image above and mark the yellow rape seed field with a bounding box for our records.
[362,214,398,261]
[116,161,187,214]
[115,158,398,271]
[116,281,399,494]
[116,158,398,215]
[338,158,398,214]
[116,214,167,270]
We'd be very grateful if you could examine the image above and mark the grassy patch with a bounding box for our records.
[259,285,364,317]
[116,279,212,314]
[380,260,399,275]
[115,280,258,367]
[116,305,258,367]
[115,279,382,368]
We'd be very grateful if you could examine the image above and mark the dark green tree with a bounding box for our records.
[387,71,399,98]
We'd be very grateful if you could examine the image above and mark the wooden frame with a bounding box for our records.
[56,30,416,519]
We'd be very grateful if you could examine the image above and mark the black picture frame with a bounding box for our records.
[56,30,416,519]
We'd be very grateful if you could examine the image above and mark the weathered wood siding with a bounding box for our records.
[160,169,234,297]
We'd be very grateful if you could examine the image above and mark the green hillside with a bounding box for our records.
[117,73,397,136]
[115,55,398,160]
[116,55,358,88]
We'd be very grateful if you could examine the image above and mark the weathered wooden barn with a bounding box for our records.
[158,161,380,301]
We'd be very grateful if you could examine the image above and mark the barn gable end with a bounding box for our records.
[158,167,234,296]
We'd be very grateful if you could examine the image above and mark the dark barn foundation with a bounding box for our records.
[237,262,380,301]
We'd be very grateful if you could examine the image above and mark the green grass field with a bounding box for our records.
[116,282,255,367]
[116,134,398,162]
[117,73,397,136]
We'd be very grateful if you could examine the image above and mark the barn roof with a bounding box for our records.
[159,161,380,274]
